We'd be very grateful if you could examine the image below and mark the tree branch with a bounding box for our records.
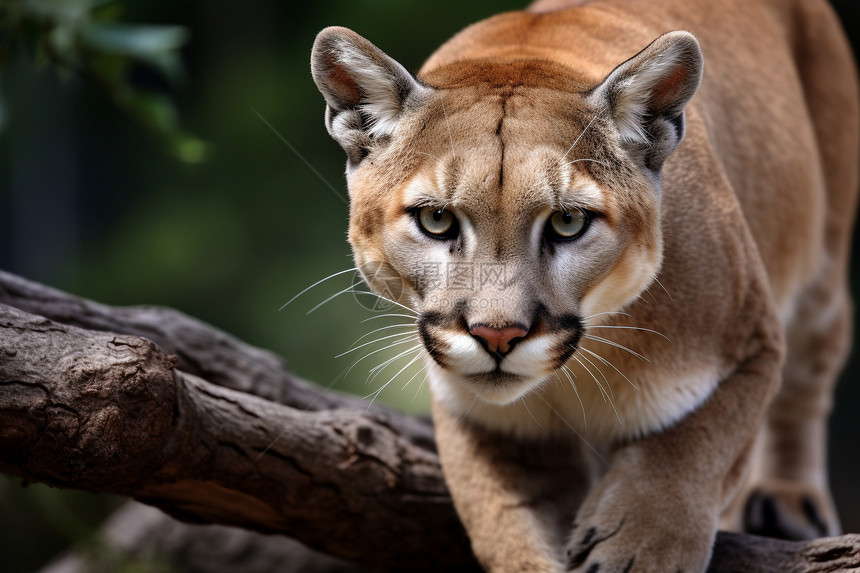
[0,270,434,450]
[1,270,859,572]
[0,302,475,572]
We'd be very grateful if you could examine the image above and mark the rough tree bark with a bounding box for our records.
[1,270,859,573]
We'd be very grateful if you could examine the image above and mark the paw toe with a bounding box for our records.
[743,488,833,540]
[566,522,625,570]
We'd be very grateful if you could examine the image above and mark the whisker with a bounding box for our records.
[520,397,543,429]
[457,395,480,426]
[653,277,673,300]
[578,351,615,402]
[377,353,423,399]
[582,311,632,322]
[366,343,421,375]
[365,363,414,409]
[554,371,568,396]
[533,392,605,464]
[560,365,587,429]
[586,325,671,343]
[336,331,418,358]
[344,337,420,379]
[361,313,418,324]
[251,106,348,205]
[642,284,660,304]
[348,289,419,316]
[413,371,429,402]
[562,158,610,169]
[363,345,423,408]
[347,323,417,349]
[559,111,602,163]
[305,285,418,316]
[572,354,610,404]
[583,334,649,362]
[279,267,356,311]
[366,344,423,383]
[401,359,427,390]
[364,387,387,409]
[306,284,358,315]
[580,347,639,391]
[573,354,623,425]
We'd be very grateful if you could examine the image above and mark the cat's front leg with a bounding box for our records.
[565,448,720,573]
[566,337,782,573]
[431,397,592,573]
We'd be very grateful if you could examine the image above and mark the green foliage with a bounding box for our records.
[0,0,206,161]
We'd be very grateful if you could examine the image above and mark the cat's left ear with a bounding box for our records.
[590,31,703,171]
[312,27,432,166]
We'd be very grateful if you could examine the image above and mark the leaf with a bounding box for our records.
[82,23,188,59]
[126,91,177,131]
[1,1,202,161]
[19,0,97,23]
[167,133,209,164]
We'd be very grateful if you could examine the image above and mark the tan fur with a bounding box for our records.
[311,0,859,570]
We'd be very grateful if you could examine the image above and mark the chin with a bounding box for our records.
[468,371,542,405]
[431,362,547,406]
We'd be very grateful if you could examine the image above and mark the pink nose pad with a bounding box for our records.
[469,325,529,356]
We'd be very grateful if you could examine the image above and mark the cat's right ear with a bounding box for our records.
[311,27,431,166]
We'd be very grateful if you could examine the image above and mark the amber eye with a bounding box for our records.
[416,206,458,239]
[547,209,588,240]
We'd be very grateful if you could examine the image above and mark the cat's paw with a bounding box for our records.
[564,481,716,573]
[743,479,840,540]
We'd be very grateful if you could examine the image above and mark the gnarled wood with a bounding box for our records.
[709,531,860,572]
[0,303,475,572]
[0,270,435,451]
[1,270,859,572]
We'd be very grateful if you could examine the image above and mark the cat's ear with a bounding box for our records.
[590,31,703,171]
[312,27,431,166]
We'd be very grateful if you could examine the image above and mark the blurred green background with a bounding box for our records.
[0,0,858,571]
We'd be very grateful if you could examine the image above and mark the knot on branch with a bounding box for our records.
[0,304,178,489]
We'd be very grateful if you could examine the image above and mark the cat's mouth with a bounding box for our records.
[414,306,584,405]
[440,364,547,405]
[467,370,523,384]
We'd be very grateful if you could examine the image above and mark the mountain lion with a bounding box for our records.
[310,0,859,570]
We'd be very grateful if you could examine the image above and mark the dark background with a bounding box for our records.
[0,1,858,571]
